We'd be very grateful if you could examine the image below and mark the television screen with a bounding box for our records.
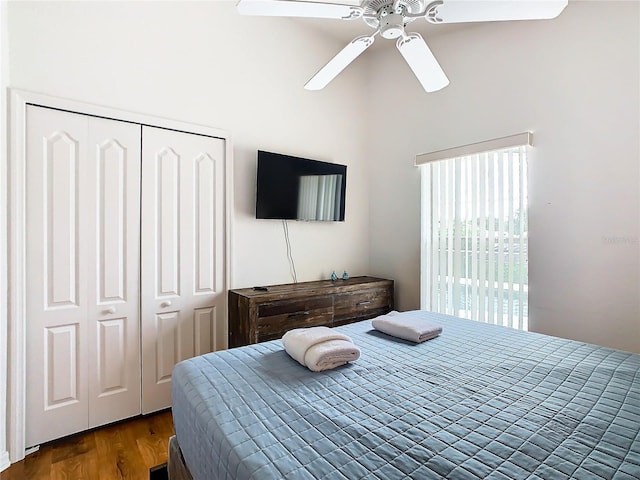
[256,150,347,221]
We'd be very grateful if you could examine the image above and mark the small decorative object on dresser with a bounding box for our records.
[228,276,394,347]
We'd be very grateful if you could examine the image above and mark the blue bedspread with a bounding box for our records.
[172,312,640,479]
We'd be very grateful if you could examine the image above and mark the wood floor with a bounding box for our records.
[0,410,174,480]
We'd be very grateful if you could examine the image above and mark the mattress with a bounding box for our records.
[171,312,640,480]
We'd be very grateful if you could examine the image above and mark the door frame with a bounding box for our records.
[7,88,234,462]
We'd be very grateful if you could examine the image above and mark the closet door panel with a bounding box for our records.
[194,154,217,294]
[155,311,180,382]
[47,131,79,306]
[156,148,180,297]
[194,306,217,356]
[141,126,226,414]
[25,106,89,447]
[87,118,141,428]
[97,318,127,391]
[46,325,79,406]
[26,108,143,445]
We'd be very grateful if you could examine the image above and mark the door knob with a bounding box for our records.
[103,306,116,314]
[160,300,172,308]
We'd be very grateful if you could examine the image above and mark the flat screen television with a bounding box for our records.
[256,150,347,221]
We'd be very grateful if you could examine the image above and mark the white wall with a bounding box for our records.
[367,1,640,353]
[0,0,10,472]
[7,0,371,289]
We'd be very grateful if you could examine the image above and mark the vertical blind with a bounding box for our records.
[420,144,528,330]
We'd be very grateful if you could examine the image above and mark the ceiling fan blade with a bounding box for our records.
[305,35,375,90]
[429,0,568,24]
[237,0,363,20]
[396,33,449,93]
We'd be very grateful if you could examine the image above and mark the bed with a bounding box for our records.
[170,311,640,479]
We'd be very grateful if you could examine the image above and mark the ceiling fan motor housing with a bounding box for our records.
[379,13,405,39]
[363,0,426,32]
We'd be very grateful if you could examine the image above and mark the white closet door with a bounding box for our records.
[25,106,141,446]
[141,126,226,414]
[26,106,90,447]
[86,118,141,429]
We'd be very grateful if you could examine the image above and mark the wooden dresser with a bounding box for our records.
[228,276,394,347]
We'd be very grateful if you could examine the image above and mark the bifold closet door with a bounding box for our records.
[141,126,226,414]
[25,106,141,447]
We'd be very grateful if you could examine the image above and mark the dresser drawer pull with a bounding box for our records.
[356,301,372,306]
[288,311,310,318]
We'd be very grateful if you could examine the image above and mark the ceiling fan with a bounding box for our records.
[237,0,568,92]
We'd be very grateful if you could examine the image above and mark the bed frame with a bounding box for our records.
[168,436,194,480]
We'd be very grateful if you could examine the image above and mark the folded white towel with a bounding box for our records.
[304,339,361,372]
[371,310,442,343]
[282,326,358,371]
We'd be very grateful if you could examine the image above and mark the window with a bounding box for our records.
[418,134,530,330]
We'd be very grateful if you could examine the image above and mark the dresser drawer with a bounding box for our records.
[333,287,392,326]
[257,296,333,341]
